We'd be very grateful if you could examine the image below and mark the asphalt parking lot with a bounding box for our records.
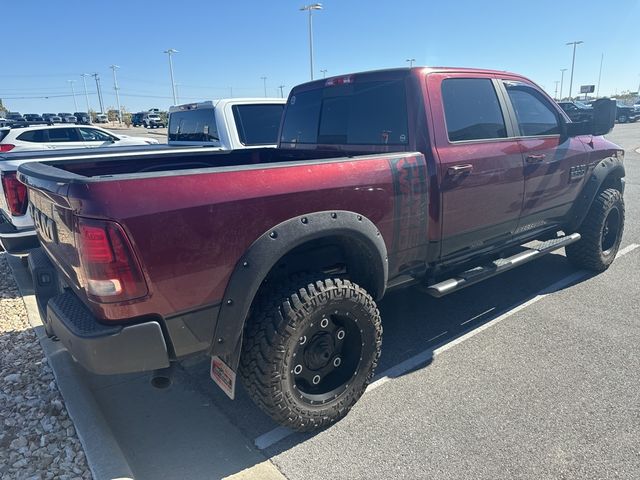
[104,123,168,143]
[11,122,640,479]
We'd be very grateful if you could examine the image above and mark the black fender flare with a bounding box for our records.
[210,210,388,358]
[568,155,625,232]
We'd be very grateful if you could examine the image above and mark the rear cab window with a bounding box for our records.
[280,78,409,146]
[168,109,219,144]
[232,104,284,146]
[441,78,507,142]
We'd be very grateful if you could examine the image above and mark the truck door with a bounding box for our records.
[500,81,589,230]
[428,75,525,259]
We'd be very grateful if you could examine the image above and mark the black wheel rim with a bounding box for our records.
[290,307,364,404]
[601,207,621,255]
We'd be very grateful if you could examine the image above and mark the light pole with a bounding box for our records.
[566,40,584,100]
[596,53,604,97]
[110,65,122,125]
[164,48,179,105]
[80,74,91,114]
[68,80,78,111]
[278,85,286,98]
[559,68,567,101]
[92,73,105,114]
[300,3,323,80]
[406,58,415,68]
[320,69,327,78]
[554,81,560,100]
[174,83,181,104]
[261,76,267,97]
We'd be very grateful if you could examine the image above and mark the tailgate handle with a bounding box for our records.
[526,153,546,163]
[447,164,473,176]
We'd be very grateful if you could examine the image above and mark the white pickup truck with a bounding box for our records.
[168,98,285,148]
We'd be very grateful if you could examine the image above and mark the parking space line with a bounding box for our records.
[253,243,639,450]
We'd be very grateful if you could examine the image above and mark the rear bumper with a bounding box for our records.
[0,222,39,254]
[28,248,170,375]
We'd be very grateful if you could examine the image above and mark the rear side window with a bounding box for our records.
[0,130,9,142]
[442,78,507,142]
[232,104,284,145]
[504,82,560,136]
[281,79,409,145]
[168,109,219,143]
[17,130,47,142]
[47,128,81,142]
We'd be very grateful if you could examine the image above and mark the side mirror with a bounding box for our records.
[565,98,616,137]
[591,98,616,136]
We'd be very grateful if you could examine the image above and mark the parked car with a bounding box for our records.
[42,113,62,124]
[94,113,109,123]
[74,112,91,125]
[57,113,77,124]
[168,98,285,148]
[23,114,44,123]
[557,101,594,123]
[17,67,622,432]
[0,118,15,127]
[614,101,638,123]
[6,112,25,123]
[131,112,164,128]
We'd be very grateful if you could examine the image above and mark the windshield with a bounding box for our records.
[168,108,219,143]
[281,79,409,146]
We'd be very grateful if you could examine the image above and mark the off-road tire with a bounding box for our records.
[566,188,624,271]
[240,276,382,431]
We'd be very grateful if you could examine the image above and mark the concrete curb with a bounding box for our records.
[7,254,136,480]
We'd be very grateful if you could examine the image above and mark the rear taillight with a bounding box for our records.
[1,172,29,216]
[0,144,15,152]
[76,218,148,303]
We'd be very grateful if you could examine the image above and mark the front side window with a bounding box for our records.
[168,109,219,143]
[47,128,80,142]
[441,78,507,142]
[78,128,115,142]
[505,82,560,136]
[280,79,409,145]
[232,104,284,145]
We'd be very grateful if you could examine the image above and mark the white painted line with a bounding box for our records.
[254,243,640,450]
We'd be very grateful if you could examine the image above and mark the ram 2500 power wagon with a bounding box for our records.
[18,67,624,431]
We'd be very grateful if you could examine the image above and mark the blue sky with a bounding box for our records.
[1,0,638,113]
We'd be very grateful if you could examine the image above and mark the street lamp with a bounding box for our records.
[80,74,91,114]
[110,65,122,125]
[92,73,105,114]
[68,80,78,111]
[261,76,267,97]
[406,58,416,68]
[554,80,560,100]
[566,41,584,100]
[559,68,567,101]
[164,48,179,105]
[300,3,323,80]
[278,85,286,98]
[320,69,327,78]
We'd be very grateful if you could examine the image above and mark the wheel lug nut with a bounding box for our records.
[337,330,345,340]
[312,375,321,385]
[294,364,303,375]
[333,357,342,367]
[320,318,329,328]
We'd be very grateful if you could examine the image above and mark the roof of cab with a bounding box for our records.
[169,98,286,113]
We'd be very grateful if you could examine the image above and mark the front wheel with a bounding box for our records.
[617,115,628,123]
[240,276,382,431]
[566,188,624,271]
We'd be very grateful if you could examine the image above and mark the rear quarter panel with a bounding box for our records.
[51,153,428,322]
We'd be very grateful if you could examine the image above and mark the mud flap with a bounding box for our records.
[210,356,236,400]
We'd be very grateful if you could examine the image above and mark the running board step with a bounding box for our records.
[425,233,581,298]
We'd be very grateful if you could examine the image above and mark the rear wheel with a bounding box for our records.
[617,115,628,123]
[240,276,382,431]
[566,188,624,271]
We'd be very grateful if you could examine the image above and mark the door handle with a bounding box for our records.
[526,154,546,163]
[447,164,473,176]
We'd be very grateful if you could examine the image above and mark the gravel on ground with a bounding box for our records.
[0,254,91,480]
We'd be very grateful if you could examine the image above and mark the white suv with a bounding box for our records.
[0,124,159,153]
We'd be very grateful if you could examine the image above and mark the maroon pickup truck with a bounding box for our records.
[18,67,624,431]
